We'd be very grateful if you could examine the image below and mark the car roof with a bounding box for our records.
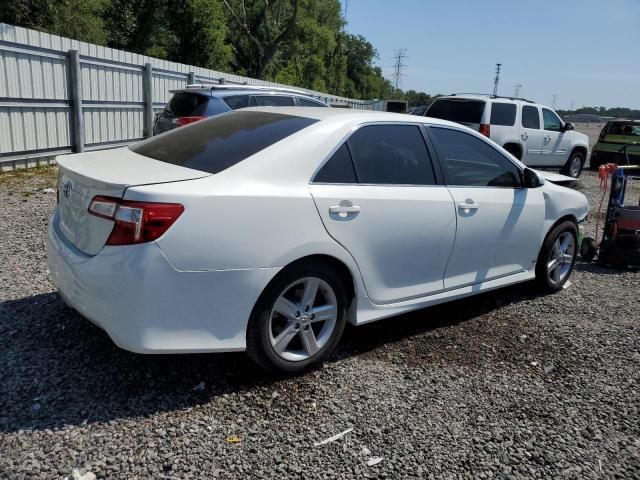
[239,106,464,128]
[435,94,540,106]
[170,85,321,99]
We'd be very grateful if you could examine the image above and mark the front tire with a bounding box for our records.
[535,221,578,292]
[561,151,584,178]
[246,260,348,373]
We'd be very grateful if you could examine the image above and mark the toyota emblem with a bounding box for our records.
[62,180,72,198]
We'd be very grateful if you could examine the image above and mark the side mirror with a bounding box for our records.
[562,122,575,132]
[523,168,544,188]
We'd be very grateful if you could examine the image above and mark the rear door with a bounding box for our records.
[310,124,456,304]
[542,108,571,166]
[426,98,486,131]
[427,126,545,289]
[520,105,546,165]
[489,101,518,146]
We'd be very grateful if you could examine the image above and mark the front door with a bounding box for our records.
[310,124,456,304]
[542,108,571,166]
[427,126,546,289]
[520,105,546,165]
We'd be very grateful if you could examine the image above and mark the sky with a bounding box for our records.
[343,0,640,109]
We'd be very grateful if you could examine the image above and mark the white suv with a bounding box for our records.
[426,94,589,177]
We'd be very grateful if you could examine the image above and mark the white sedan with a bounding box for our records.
[47,107,589,372]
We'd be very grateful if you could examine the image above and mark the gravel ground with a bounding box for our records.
[1,167,639,479]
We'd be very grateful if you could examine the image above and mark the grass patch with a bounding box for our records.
[0,165,59,189]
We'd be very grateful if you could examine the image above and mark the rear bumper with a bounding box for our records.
[47,213,279,353]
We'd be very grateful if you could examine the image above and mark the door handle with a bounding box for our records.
[458,202,480,210]
[521,132,528,140]
[329,205,361,214]
[544,135,551,141]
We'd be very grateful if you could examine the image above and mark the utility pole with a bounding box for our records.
[492,63,501,96]
[570,100,575,111]
[513,84,522,98]
[392,49,408,91]
[552,94,558,109]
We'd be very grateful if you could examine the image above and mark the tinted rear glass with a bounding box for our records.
[427,99,485,123]
[254,96,295,106]
[490,103,516,126]
[223,95,250,110]
[521,105,540,129]
[131,111,317,174]
[167,92,209,116]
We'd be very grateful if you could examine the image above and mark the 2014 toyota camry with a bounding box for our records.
[47,107,589,372]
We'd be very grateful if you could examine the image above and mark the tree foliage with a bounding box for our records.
[0,0,421,101]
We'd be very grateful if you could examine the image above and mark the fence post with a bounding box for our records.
[143,63,153,138]
[188,72,195,85]
[68,49,84,153]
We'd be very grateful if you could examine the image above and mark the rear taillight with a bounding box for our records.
[173,116,206,127]
[479,123,491,137]
[88,196,184,245]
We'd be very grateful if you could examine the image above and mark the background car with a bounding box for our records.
[425,94,590,178]
[48,108,588,373]
[152,85,329,135]
[590,120,640,169]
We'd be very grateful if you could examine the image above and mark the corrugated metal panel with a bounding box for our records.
[0,22,374,166]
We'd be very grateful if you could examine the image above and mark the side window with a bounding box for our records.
[490,103,516,126]
[347,125,436,185]
[542,108,562,132]
[298,97,326,107]
[254,95,295,107]
[429,127,522,188]
[223,95,250,110]
[522,105,540,129]
[313,144,357,183]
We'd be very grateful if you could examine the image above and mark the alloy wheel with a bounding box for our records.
[569,156,582,177]
[268,277,338,362]
[547,232,575,285]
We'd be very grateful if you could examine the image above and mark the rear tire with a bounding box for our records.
[535,221,578,292]
[561,151,584,178]
[246,259,348,373]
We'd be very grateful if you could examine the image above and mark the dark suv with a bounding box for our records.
[153,85,329,135]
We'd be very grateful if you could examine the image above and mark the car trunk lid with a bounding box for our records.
[55,147,210,256]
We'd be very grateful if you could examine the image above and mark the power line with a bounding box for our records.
[513,84,522,98]
[492,63,501,96]
[392,49,407,91]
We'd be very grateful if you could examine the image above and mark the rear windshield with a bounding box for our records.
[427,99,485,123]
[167,92,209,116]
[605,122,640,137]
[130,111,317,174]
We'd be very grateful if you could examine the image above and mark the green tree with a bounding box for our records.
[1,0,107,44]
[222,0,300,78]
[168,0,231,70]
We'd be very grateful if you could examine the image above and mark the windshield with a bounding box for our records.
[131,111,317,174]
[606,123,640,137]
[426,99,486,123]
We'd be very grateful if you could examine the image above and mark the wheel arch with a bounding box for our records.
[252,253,359,327]
[570,145,588,159]
[542,214,578,244]
[503,142,523,160]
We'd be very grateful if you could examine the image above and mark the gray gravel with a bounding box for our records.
[1,168,639,479]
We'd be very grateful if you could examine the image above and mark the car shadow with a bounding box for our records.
[0,282,541,433]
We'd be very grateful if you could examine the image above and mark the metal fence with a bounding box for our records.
[0,23,373,171]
